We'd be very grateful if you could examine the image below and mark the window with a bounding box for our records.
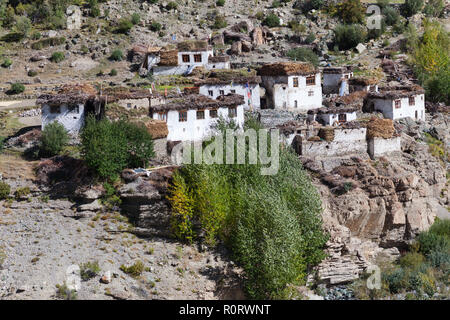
[209,109,218,118]
[157,112,167,122]
[293,77,299,87]
[394,100,401,109]
[50,106,60,114]
[194,54,202,63]
[127,103,132,109]
[415,110,418,119]
[208,90,214,97]
[219,90,225,96]
[308,90,314,97]
[230,89,236,94]
[294,100,298,108]
[196,110,205,120]
[182,54,190,63]
[345,74,349,79]
[179,110,187,122]
[306,75,316,86]
[68,105,79,113]
[338,113,347,122]
[409,96,415,106]
[228,107,237,118]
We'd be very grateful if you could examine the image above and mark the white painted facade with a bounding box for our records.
[372,94,425,121]
[151,106,244,142]
[368,137,401,159]
[323,71,353,94]
[41,103,85,134]
[261,73,322,112]
[206,60,230,70]
[198,83,261,110]
[308,111,357,126]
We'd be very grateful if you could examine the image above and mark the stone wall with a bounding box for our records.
[368,136,401,159]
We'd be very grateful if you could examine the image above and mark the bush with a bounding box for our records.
[305,32,315,44]
[0,182,11,200]
[120,261,144,277]
[333,24,366,50]
[150,21,162,32]
[399,252,426,270]
[28,70,38,77]
[50,51,65,63]
[40,121,70,157]
[383,7,400,26]
[263,13,280,28]
[109,49,123,61]
[14,187,30,200]
[88,0,100,17]
[383,268,408,293]
[8,83,25,95]
[216,0,225,6]
[81,116,155,181]
[255,11,265,21]
[14,16,31,37]
[423,0,445,17]
[286,47,319,66]
[31,32,41,40]
[1,58,12,68]
[80,261,101,281]
[131,13,140,25]
[213,16,227,29]
[31,37,66,50]
[109,69,117,76]
[401,0,423,17]
[116,18,133,34]
[335,0,365,24]
[0,136,5,154]
[166,1,178,10]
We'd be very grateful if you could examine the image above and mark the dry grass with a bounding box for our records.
[0,152,38,181]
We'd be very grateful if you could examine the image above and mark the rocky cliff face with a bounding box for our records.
[302,116,449,285]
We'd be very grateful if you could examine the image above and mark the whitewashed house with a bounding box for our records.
[196,72,261,111]
[146,41,230,76]
[322,66,353,94]
[149,94,245,142]
[37,84,106,135]
[307,107,358,126]
[366,85,426,121]
[258,62,322,112]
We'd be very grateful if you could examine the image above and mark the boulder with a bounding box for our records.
[251,27,265,46]
[230,41,242,55]
[355,43,367,54]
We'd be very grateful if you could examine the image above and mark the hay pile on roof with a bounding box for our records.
[158,49,178,66]
[58,83,97,95]
[141,119,168,139]
[348,77,378,86]
[318,127,335,141]
[368,84,425,99]
[103,87,155,100]
[183,87,200,95]
[366,118,395,139]
[37,83,98,106]
[258,62,317,76]
[150,93,244,111]
[177,40,209,52]
[208,56,230,63]
[147,46,162,53]
[323,66,353,74]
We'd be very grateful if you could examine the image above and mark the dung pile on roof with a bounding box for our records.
[366,118,396,139]
[177,40,209,52]
[37,83,98,106]
[150,93,244,111]
[58,83,97,95]
[258,62,317,76]
[103,87,156,100]
[138,119,169,139]
[323,66,353,74]
[195,68,261,85]
[368,84,425,99]
[348,77,378,86]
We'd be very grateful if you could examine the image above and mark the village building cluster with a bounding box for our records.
[37,40,428,163]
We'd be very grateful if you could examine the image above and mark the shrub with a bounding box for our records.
[50,51,65,63]
[1,32,24,43]
[272,0,281,8]
[0,182,11,200]
[383,7,400,26]
[166,1,178,10]
[116,18,133,34]
[287,47,319,66]
[1,58,12,68]
[383,268,408,293]
[120,261,144,277]
[14,16,31,37]
[81,116,154,181]
[14,187,31,200]
[8,83,25,95]
[28,70,38,77]
[333,24,366,50]
[263,13,280,28]
[31,32,41,40]
[399,252,426,270]
[0,136,5,154]
[80,261,101,281]
[150,21,162,32]
[131,12,140,25]
[423,0,445,17]
[109,49,123,61]
[401,0,424,17]
[376,0,390,9]
[88,0,100,17]
[301,0,325,12]
[109,68,117,76]
[40,121,70,157]
[367,19,386,40]
[213,16,227,29]
[335,0,365,24]
[305,32,316,44]
[216,0,225,6]
[255,11,265,21]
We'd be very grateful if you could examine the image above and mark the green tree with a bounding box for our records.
[14,16,31,37]
[0,181,11,200]
[333,24,366,50]
[40,121,69,157]
[116,18,133,34]
[383,6,400,26]
[8,83,25,95]
[131,12,140,25]
[263,13,280,28]
[51,51,65,63]
[109,49,123,61]
[335,0,365,24]
[401,0,423,17]
[287,47,319,66]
